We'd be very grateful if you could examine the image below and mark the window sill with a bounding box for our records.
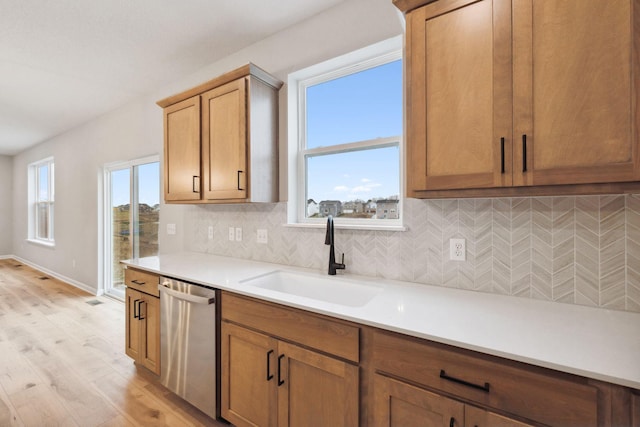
[285,222,407,232]
[26,239,56,249]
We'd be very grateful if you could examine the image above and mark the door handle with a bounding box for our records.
[500,137,505,174]
[138,300,145,320]
[266,350,274,381]
[277,354,285,386]
[133,299,141,319]
[193,175,200,193]
[237,170,244,191]
[522,134,528,173]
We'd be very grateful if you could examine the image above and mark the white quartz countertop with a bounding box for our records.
[122,252,640,390]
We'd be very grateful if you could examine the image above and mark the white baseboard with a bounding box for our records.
[7,255,100,296]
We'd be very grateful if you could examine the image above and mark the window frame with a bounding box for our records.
[28,157,55,246]
[287,36,405,230]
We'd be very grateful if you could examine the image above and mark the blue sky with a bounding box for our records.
[111,162,159,207]
[305,59,402,204]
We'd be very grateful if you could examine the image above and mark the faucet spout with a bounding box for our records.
[325,215,345,275]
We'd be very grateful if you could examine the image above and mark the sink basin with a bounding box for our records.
[240,270,382,307]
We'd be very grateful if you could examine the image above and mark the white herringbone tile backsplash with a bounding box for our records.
[184,195,640,313]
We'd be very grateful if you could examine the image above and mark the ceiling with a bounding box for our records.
[0,0,345,156]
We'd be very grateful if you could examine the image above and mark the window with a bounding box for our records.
[288,36,403,229]
[29,157,55,244]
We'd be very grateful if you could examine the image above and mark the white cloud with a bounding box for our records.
[333,185,349,192]
[361,178,372,183]
[350,185,373,193]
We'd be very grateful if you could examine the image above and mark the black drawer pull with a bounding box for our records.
[131,279,146,285]
[133,299,141,319]
[193,175,200,193]
[277,354,285,386]
[500,137,505,174]
[449,417,455,427]
[440,369,490,393]
[137,300,145,320]
[237,170,244,191]
[522,134,528,172]
[266,350,274,381]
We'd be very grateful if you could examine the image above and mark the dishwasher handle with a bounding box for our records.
[159,283,215,305]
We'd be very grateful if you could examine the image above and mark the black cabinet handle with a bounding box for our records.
[449,417,455,427]
[193,175,200,193]
[522,134,527,172]
[266,350,274,381]
[138,300,145,320]
[500,137,505,174]
[131,279,145,286]
[133,299,141,319]
[237,170,244,191]
[440,369,490,393]
[277,354,285,386]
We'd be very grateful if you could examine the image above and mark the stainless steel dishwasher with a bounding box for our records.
[159,277,217,419]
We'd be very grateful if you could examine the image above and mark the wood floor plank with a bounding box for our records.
[0,260,225,427]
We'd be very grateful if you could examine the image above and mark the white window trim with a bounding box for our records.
[286,35,405,231]
[27,157,55,246]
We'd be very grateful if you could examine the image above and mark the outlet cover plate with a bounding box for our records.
[450,238,466,261]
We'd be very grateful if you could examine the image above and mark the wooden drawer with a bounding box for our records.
[373,330,599,427]
[221,291,360,363]
[125,268,160,297]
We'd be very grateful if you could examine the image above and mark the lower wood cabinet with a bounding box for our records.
[124,269,160,375]
[220,292,359,427]
[218,291,638,427]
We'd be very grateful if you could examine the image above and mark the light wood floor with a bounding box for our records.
[0,259,227,427]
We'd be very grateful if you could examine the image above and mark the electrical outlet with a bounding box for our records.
[257,229,268,244]
[167,223,176,235]
[449,238,466,261]
[235,227,242,242]
[228,227,235,241]
[208,226,214,240]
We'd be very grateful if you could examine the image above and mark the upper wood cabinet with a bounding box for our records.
[158,64,282,204]
[397,0,640,197]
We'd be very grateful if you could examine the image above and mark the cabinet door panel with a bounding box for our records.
[277,341,358,427]
[407,0,512,192]
[513,0,638,186]
[202,78,247,200]
[465,405,534,427]
[140,295,160,375]
[164,96,201,201]
[373,374,464,427]
[221,322,277,427]
[125,288,141,361]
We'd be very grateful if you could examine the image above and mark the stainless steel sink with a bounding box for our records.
[240,270,382,307]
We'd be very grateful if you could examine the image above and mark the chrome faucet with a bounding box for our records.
[325,215,345,275]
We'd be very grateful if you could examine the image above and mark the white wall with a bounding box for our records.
[9,0,403,293]
[0,155,12,256]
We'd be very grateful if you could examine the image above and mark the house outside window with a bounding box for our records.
[287,36,404,230]
[29,157,55,245]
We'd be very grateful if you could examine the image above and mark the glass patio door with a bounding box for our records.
[104,156,160,299]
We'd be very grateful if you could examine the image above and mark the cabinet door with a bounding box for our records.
[140,294,160,375]
[465,405,534,427]
[202,78,248,200]
[163,96,202,201]
[276,341,358,427]
[513,0,640,186]
[406,0,512,193]
[125,288,142,361]
[373,374,464,427]
[221,322,277,427]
